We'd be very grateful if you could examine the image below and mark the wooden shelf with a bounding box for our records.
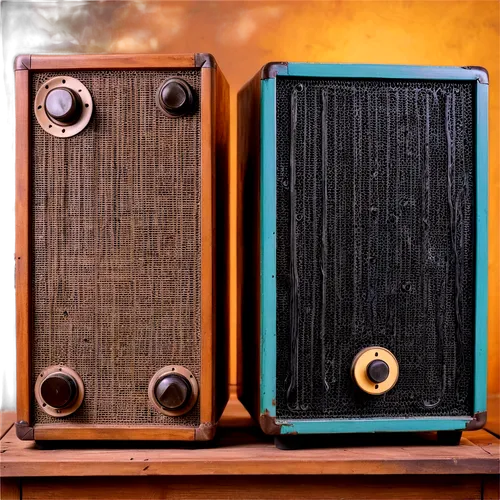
[1,398,499,478]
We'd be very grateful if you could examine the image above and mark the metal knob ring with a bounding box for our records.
[35,365,85,417]
[148,365,199,417]
[34,76,93,138]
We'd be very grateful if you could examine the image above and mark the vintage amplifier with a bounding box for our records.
[15,53,229,442]
[238,63,488,446]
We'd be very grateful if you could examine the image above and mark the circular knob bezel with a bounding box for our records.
[351,347,399,396]
[148,365,199,416]
[35,365,85,417]
[35,76,93,138]
[156,78,195,117]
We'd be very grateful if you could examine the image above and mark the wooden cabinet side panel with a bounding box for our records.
[237,71,262,423]
[214,65,231,422]
[15,68,31,426]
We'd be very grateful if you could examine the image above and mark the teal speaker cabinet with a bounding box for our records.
[238,63,488,448]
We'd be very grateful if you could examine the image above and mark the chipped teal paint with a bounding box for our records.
[473,80,488,414]
[279,418,470,435]
[260,77,277,419]
[259,64,488,434]
[285,63,487,82]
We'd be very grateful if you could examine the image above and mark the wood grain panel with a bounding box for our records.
[199,66,216,429]
[483,474,500,500]
[214,63,231,423]
[14,67,31,426]
[1,424,498,477]
[0,411,15,440]
[20,476,483,500]
[236,71,262,422]
[29,54,195,70]
[0,479,21,500]
[32,426,195,441]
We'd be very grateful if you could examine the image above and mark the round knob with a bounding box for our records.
[154,374,192,410]
[158,79,194,116]
[367,359,390,383]
[45,87,81,124]
[40,373,78,409]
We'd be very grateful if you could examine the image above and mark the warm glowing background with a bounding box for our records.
[0,0,498,408]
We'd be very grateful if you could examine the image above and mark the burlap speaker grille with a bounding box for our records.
[31,70,201,426]
[275,77,475,419]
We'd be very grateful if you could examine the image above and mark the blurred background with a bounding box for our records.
[0,0,498,410]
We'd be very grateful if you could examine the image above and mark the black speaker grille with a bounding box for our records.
[275,77,475,420]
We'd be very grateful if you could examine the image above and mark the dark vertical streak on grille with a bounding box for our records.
[276,77,475,419]
[287,88,299,411]
[31,70,202,426]
[320,89,328,400]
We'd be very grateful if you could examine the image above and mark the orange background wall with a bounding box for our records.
[3,0,499,399]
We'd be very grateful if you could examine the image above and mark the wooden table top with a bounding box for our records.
[1,397,499,478]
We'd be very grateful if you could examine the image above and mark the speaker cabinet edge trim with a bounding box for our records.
[254,63,488,435]
[14,54,226,441]
[14,53,208,71]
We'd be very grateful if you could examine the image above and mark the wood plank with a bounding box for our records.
[29,54,195,70]
[20,476,484,500]
[0,478,20,500]
[465,429,500,457]
[15,66,31,426]
[2,399,498,478]
[236,70,262,424]
[0,412,15,440]
[32,425,195,441]
[483,474,500,500]
[1,421,498,477]
[199,66,216,430]
[214,64,231,423]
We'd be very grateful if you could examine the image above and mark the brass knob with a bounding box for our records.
[155,374,192,410]
[40,372,78,409]
[45,87,81,125]
[157,78,194,117]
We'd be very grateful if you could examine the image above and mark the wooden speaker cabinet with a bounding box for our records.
[15,53,229,442]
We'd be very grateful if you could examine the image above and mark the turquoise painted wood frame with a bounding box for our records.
[260,63,488,435]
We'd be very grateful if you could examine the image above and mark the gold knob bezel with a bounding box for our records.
[351,347,399,395]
